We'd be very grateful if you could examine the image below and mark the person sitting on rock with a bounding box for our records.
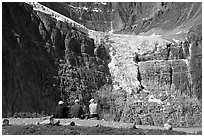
[89,99,99,120]
[53,100,69,119]
[71,99,84,119]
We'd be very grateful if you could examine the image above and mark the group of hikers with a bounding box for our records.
[52,98,173,130]
[53,98,99,120]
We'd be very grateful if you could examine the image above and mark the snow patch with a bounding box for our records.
[172,38,179,43]
[176,31,183,34]
[27,2,88,34]
[69,5,78,9]
[150,33,161,37]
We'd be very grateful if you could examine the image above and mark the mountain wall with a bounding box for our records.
[2,3,60,117]
[92,28,202,127]
[2,2,202,128]
[40,2,201,37]
[40,2,112,32]
[86,2,202,127]
[2,2,110,117]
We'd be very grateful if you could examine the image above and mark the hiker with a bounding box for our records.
[53,100,69,118]
[71,99,84,119]
[89,99,99,120]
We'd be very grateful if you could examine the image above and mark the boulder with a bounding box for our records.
[70,121,75,126]
[94,124,102,127]
[163,123,172,130]
[2,119,10,126]
[131,122,137,129]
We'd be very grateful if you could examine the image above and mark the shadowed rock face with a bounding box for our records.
[2,3,60,116]
[2,2,111,117]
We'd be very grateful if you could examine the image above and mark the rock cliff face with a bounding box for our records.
[2,3,60,117]
[2,2,202,128]
[87,2,201,127]
[2,2,111,117]
[89,25,201,127]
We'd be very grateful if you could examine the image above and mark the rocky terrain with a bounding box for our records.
[2,118,202,135]
[2,124,189,135]
[2,2,202,133]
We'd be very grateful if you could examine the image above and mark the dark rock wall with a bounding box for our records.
[2,3,61,117]
[2,2,111,117]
